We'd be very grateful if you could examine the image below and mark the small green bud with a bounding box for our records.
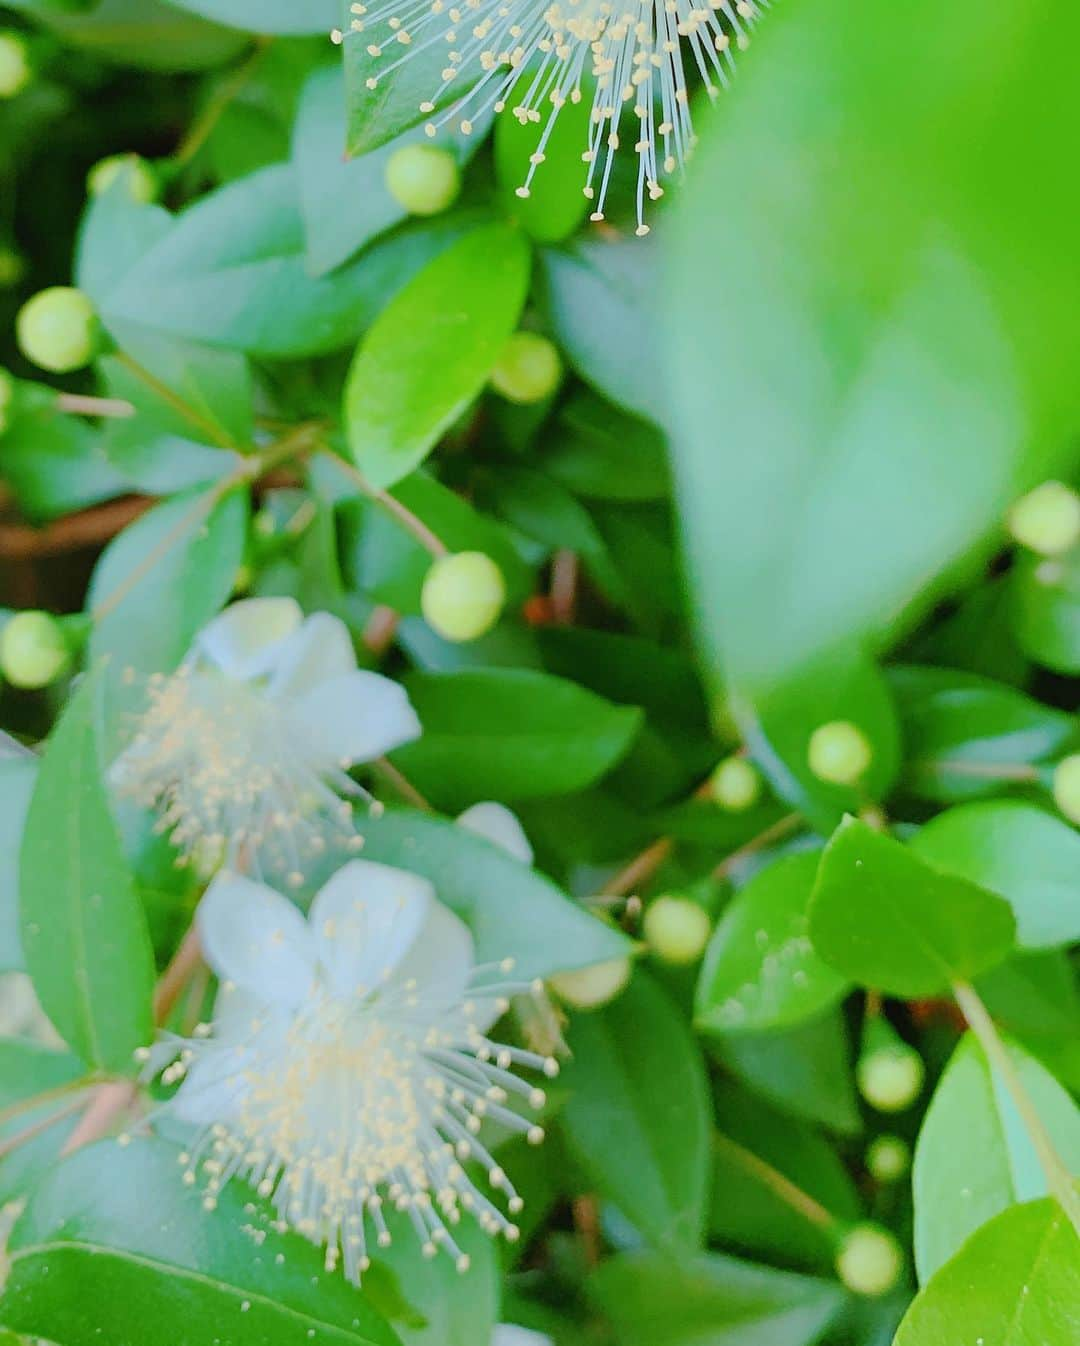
[0,31,31,100]
[550,958,631,1009]
[0,245,24,289]
[709,756,762,811]
[490,332,562,404]
[857,1018,925,1113]
[385,144,461,216]
[16,287,100,374]
[1052,754,1080,826]
[87,153,158,205]
[835,1223,904,1297]
[1008,480,1080,557]
[643,895,711,966]
[807,719,872,786]
[421,551,506,643]
[0,611,70,690]
[866,1134,911,1184]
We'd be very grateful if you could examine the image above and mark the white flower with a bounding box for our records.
[334,0,763,234]
[493,1327,554,1346]
[110,598,420,884]
[159,859,556,1284]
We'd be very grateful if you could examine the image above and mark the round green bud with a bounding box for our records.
[550,958,631,1009]
[807,719,872,786]
[87,153,158,205]
[643,896,711,966]
[0,611,70,690]
[1052,753,1080,826]
[16,287,100,374]
[835,1223,904,1298]
[385,144,460,216]
[709,756,762,811]
[1008,480,1080,557]
[490,332,562,405]
[866,1134,911,1184]
[0,32,31,100]
[421,551,506,643]
[0,245,24,289]
[857,1044,925,1113]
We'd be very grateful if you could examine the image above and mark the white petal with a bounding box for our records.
[288,670,421,765]
[457,802,534,865]
[194,598,303,680]
[170,1043,250,1124]
[390,898,475,1008]
[197,872,316,1007]
[309,859,435,996]
[492,1328,554,1346]
[267,612,357,700]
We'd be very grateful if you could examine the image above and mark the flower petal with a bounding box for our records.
[390,898,475,1008]
[170,1043,250,1124]
[457,802,534,865]
[194,598,303,681]
[492,1327,554,1346]
[267,612,357,700]
[288,670,421,765]
[309,859,435,996]
[197,872,316,1007]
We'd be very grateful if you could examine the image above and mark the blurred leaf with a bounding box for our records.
[560,972,710,1251]
[540,389,670,502]
[809,817,1015,996]
[697,851,849,1035]
[1009,550,1080,675]
[910,801,1080,950]
[19,669,154,1073]
[495,92,591,243]
[10,0,247,70]
[0,1039,83,1206]
[913,1034,1080,1281]
[0,759,36,973]
[169,0,340,34]
[373,1214,497,1346]
[344,221,531,488]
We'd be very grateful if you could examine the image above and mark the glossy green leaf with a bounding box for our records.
[389,668,643,810]
[0,759,36,972]
[809,817,1016,996]
[589,1249,845,1346]
[19,669,154,1073]
[697,851,849,1035]
[910,801,1080,950]
[895,1197,1080,1346]
[169,0,340,35]
[495,93,591,243]
[1009,549,1080,675]
[373,1213,497,1346]
[559,972,710,1251]
[913,1034,1080,1281]
[344,222,532,488]
[0,1137,401,1346]
[353,807,631,980]
[540,389,670,502]
[13,0,247,70]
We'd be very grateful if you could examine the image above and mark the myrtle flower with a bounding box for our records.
[110,598,420,884]
[334,0,762,234]
[156,859,556,1284]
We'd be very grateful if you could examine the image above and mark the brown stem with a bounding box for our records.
[372,757,433,811]
[362,605,400,656]
[0,1095,90,1161]
[712,813,802,880]
[153,924,205,1024]
[56,393,135,419]
[713,1131,838,1233]
[549,549,578,624]
[602,837,673,898]
[59,1080,139,1157]
[0,496,153,559]
[572,1195,602,1267]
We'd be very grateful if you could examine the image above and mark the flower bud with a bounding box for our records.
[835,1223,904,1297]
[0,31,31,100]
[807,719,872,786]
[0,611,71,690]
[550,958,631,1009]
[87,153,158,204]
[385,144,461,216]
[1052,753,1080,826]
[490,332,562,404]
[643,895,711,966]
[709,756,761,811]
[1008,480,1080,557]
[0,244,24,288]
[866,1134,910,1184]
[16,287,100,374]
[421,551,506,643]
[857,1017,924,1113]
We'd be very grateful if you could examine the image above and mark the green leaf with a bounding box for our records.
[696,851,850,1036]
[888,665,1076,803]
[589,1249,845,1346]
[352,807,631,980]
[494,91,591,243]
[76,181,174,308]
[0,1137,401,1346]
[808,817,1016,996]
[372,1214,497,1346]
[169,0,340,35]
[0,759,36,972]
[895,1197,1080,1346]
[87,483,248,676]
[388,669,643,810]
[12,0,247,71]
[0,1039,84,1206]
[910,801,1080,950]
[913,1034,1080,1281]
[559,972,710,1251]
[19,669,155,1074]
[344,222,532,489]
[666,0,1080,697]
[1009,549,1080,675]
[540,389,670,502]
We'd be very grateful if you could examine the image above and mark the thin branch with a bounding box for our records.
[917,760,1040,783]
[0,1095,90,1161]
[371,757,433,811]
[175,39,272,167]
[0,497,153,559]
[713,1130,838,1233]
[60,1080,139,1157]
[712,813,802,880]
[361,605,400,656]
[56,393,135,419]
[550,549,578,624]
[602,837,673,898]
[153,923,205,1024]
[319,450,448,558]
[0,1077,93,1129]
[113,351,240,451]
